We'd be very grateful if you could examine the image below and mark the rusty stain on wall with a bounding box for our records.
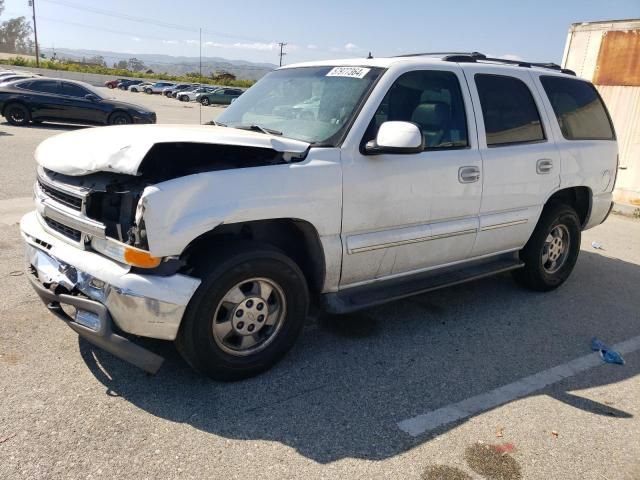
[594,30,640,86]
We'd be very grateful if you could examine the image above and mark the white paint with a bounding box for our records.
[374,121,423,150]
[35,124,310,176]
[397,335,640,437]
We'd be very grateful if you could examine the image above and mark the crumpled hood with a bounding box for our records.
[35,124,311,176]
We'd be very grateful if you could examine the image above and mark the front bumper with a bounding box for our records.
[21,211,201,372]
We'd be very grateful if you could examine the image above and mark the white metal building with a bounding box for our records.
[562,19,640,207]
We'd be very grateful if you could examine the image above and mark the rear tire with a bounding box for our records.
[512,203,581,292]
[4,103,30,126]
[108,111,132,125]
[176,243,309,381]
[144,88,152,94]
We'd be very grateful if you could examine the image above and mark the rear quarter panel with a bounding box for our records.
[530,72,618,228]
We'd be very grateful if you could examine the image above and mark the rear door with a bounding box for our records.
[462,67,561,256]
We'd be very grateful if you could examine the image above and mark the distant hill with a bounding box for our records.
[40,48,277,81]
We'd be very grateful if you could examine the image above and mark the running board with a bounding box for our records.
[322,253,524,314]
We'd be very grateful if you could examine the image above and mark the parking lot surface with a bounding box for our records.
[1,91,639,479]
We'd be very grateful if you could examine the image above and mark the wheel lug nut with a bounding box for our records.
[246,300,253,308]
[258,315,265,322]
[235,309,244,317]
[237,321,244,329]
[257,303,264,311]
[248,324,255,332]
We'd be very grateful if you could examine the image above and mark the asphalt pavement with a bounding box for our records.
[1,89,639,479]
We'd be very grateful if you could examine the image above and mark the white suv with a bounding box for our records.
[21,52,617,380]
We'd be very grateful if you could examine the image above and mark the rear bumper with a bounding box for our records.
[21,211,201,370]
[584,192,614,230]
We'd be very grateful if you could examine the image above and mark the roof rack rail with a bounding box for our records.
[441,52,576,75]
[394,51,485,58]
[394,51,576,75]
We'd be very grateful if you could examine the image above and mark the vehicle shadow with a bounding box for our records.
[0,121,88,131]
[79,250,640,463]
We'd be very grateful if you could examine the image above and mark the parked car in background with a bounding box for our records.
[0,78,156,126]
[176,86,218,102]
[129,82,153,93]
[104,78,129,89]
[163,84,197,97]
[144,82,176,94]
[118,79,144,90]
[197,87,244,106]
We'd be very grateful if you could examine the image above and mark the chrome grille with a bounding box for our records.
[38,180,83,211]
[43,217,82,242]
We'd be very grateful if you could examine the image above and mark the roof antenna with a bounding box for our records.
[367,52,373,59]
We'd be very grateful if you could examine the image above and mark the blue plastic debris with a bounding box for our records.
[591,337,625,365]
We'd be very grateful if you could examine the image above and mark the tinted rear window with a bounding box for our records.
[475,74,545,146]
[540,76,615,140]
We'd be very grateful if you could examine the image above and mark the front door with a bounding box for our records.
[58,81,105,124]
[339,65,483,287]
[461,66,561,256]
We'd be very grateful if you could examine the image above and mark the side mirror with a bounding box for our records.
[84,94,99,102]
[365,121,423,154]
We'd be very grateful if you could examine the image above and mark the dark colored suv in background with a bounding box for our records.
[0,78,156,126]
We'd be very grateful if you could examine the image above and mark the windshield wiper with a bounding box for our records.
[205,120,227,127]
[232,124,283,136]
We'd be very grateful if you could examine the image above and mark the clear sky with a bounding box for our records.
[4,0,640,65]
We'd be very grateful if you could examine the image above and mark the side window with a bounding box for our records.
[367,70,469,149]
[29,80,60,94]
[540,76,614,140]
[61,82,90,98]
[15,80,32,90]
[475,74,545,146]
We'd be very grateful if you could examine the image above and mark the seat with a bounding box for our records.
[411,102,450,148]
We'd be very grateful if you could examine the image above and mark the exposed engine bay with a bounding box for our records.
[38,142,305,250]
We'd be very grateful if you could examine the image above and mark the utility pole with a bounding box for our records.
[277,42,287,67]
[199,27,202,125]
[29,0,40,67]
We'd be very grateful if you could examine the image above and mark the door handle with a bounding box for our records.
[536,158,553,174]
[458,166,480,183]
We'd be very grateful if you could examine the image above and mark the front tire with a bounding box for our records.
[5,103,31,126]
[176,243,309,380]
[512,203,581,291]
[201,97,210,106]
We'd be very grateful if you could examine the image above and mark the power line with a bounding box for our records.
[278,42,287,67]
[29,16,276,70]
[39,0,274,44]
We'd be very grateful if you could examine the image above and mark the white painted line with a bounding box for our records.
[0,197,33,227]
[397,335,640,437]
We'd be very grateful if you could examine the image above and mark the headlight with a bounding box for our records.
[91,236,161,268]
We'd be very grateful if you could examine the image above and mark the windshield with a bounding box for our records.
[217,66,383,144]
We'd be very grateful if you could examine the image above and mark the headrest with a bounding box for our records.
[411,102,449,129]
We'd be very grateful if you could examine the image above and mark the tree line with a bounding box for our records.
[0,0,35,55]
